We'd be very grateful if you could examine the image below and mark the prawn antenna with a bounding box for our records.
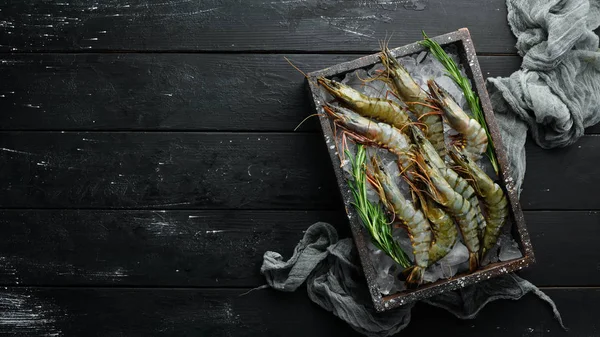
[368,69,394,87]
[405,178,430,210]
[293,113,323,131]
[409,178,439,203]
[410,154,441,200]
[406,101,442,112]
[353,71,396,100]
[284,57,317,86]
[322,105,348,164]
[285,56,307,78]
[399,120,428,134]
[380,31,394,52]
[451,165,482,193]
[367,157,398,225]
[366,172,389,213]
[355,71,384,85]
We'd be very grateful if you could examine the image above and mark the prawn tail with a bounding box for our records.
[480,247,489,262]
[403,265,425,288]
[468,252,480,273]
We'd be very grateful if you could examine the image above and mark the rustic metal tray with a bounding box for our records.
[306,28,535,312]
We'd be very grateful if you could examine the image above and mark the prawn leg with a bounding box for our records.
[379,47,446,157]
[420,195,458,265]
[370,156,432,286]
[428,80,488,160]
[410,125,488,236]
[324,104,417,178]
[413,153,480,272]
[318,77,411,131]
[449,146,509,260]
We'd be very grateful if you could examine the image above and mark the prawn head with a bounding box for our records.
[428,80,470,131]
[317,77,365,107]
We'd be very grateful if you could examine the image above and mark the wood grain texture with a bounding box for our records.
[0,210,596,287]
[0,287,595,336]
[519,211,600,286]
[519,135,600,210]
[0,54,521,131]
[0,209,347,287]
[0,0,516,53]
[5,52,600,136]
[0,132,340,210]
[1,0,598,334]
[1,132,599,210]
[585,123,600,134]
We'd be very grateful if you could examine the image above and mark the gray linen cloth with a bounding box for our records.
[487,0,600,192]
[259,0,600,335]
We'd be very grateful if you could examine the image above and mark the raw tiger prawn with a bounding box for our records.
[369,156,432,286]
[413,152,481,272]
[449,146,509,260]
[420,195,458,265]
[301,40,522,288]
[323,103,417,177]
[428,80,488,160]
[410,125,488,236]
[379,47,446,157]
[318,77,411,132]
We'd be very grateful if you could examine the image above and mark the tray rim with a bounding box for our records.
[306,27,535,312]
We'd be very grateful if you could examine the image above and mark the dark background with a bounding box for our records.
[0,0,599,335]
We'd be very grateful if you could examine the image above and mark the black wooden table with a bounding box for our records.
[1,1,599,336]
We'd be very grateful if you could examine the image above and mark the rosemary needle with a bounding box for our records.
[346,145,411,269]
[420,31,500,175]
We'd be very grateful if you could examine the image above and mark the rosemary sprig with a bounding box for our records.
[419,31,499,175]
[346,145,411,268]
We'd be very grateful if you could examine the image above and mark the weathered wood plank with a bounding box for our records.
[0,209,347,286]
[5,52,597,137]
[0,132,599,210]
[408,288,593,336]
[0,210,595,287]
[0,54,521,131]
[0,0,516,53]
[0,132,340,209]
[519,211,600,286]
[585,123,600,134]
[0,287,594,336]
[519,135,600,210]
[0,132,600,210]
